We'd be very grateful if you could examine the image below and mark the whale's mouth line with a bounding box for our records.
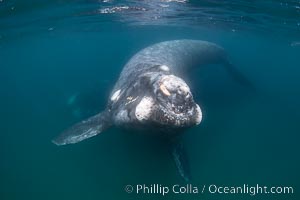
[156,103,198,127]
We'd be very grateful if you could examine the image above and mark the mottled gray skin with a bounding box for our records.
[115,40,226,89]
[53,39,243,181]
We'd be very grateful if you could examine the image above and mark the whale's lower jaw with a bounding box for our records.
[150,103,202,128]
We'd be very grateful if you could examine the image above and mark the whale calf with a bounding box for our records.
[53,39,250,181]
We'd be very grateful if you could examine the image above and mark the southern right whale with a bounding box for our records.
[52,39,251,181]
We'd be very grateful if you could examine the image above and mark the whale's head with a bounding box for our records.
[110,68,202,130]
[139,73,202,128]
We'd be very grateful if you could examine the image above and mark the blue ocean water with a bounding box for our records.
[1,0,300,200]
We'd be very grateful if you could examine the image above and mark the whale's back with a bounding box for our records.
[114,40,226,89]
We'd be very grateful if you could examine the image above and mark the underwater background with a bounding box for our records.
[1,0,300,200]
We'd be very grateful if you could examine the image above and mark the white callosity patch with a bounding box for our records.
[159,84,171,96]
[160,65,170,71]
[111,89,121,102]
[195,104,202,125]
[135,96,154,121]
[160,75,190,95]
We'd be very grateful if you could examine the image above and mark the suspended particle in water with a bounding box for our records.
[291,41,300,47]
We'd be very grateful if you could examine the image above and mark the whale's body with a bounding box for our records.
[115,40,226,88]
[53,40,248,181]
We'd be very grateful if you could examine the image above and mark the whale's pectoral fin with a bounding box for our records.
[52,111,111,146]
[170,139,191,182]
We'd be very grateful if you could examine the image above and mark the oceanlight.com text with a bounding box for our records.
[124,184,294,196]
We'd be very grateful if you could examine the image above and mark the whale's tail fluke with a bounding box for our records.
[169,137,191,182]
[223,60,254,89]
[52,110,111,146]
